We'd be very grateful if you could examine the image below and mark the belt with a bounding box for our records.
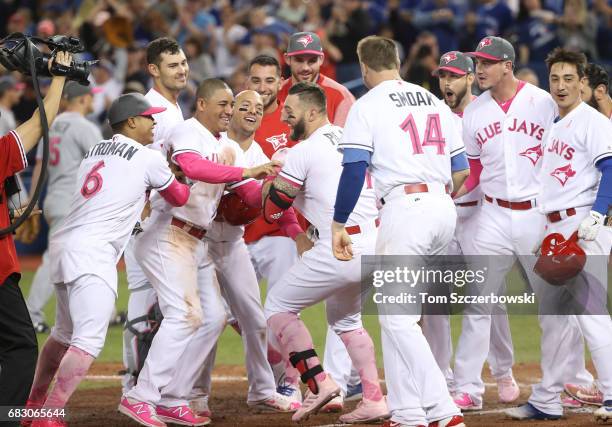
[381,183,450,205]
[484,195,535,210]
[546,208,576,223]
[171,217,207,240]
[456,201,479,207]
[345,218,380,235]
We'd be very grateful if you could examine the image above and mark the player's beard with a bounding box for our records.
[264,93,277,110]
[445,84,468,110]
[585,93,598,109]
[290,117,306,140]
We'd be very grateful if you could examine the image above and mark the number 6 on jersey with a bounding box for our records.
[81,160,106,198]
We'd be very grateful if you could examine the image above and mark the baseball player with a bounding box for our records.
[244,55,304,402]
[120,79,288,427]
[505,48,612,423]
[263,82,388,424]
[24,93,190,426]
[25,82,102,334]
[177,90,303,418]
[121,37,188,394]
[332,36,468,427]
[450,36,591,416]
[247,53,361,406]
[423,51,519,404]
[581,63,612,121]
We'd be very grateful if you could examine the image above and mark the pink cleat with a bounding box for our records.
[156,405,211,426]
[190,396,211,418]
[30,419,66,427]
[320,395,344,413]
[338,397,390,424]
[564,382,604,406]
[453,392,482,411]
[497,375,520,403]
[248,392,301,412]
[291,375,341,422]
[428,415,466,427]
[562,395,583,408]
[381,420,426,427]
[118,396,167,427]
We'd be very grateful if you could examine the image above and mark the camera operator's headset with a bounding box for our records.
[0,32,96,237]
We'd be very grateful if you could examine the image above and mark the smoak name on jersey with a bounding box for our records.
[388,91,436,108]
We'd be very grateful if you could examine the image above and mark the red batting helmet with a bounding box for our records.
[217,193,261,226]
[533,231,586,286]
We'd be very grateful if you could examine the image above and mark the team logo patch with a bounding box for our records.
[296,34,314,48]
[442,52,457,64]
[519,145,543,166]
[266,133,288,151]
[479,38,493,49]
[550,164,576,186]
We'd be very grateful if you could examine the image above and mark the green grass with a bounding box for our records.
[20,268,546,367]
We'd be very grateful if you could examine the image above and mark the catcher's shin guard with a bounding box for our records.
[289,349,324,394]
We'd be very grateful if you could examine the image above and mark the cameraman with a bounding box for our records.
[0,51,72,415]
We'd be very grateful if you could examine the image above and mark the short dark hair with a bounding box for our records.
[110,120,127,134]
[585,63,610,92]
[196,78,231,101]
[287,82,326,113]
[357,36,400,72]
[545,47,587,78]
[248,55,281,76]
[146,37,181,66]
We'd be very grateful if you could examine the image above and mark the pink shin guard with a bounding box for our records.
[44,346,95,408]
[28,337,70,404]
[339,328,383,401]
[268,312,326,393]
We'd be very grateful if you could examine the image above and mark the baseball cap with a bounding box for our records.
[286,32,323,57]
[62,81,103,100]
[466,36,515,62]
[0,76,26,93]
[432,51,474,76]
[108,93,166,125]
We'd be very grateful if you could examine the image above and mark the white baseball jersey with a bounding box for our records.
[164,118,251,229]
[145,88,184,154]
[539,102,612,212]
[50,134,174,290]
[206,136,270,243]
[279,124,378,236]
[339,79,464,200]
[463,82,557,201]
[451,112,483,205]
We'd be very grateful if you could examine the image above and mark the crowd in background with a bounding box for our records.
[1,0,611,231]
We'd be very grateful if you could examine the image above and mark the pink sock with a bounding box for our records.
[339,328,383,401]
[44,346,95,409]
[28,337,70,404]
[268,313,325,392]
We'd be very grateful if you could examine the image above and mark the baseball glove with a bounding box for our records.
[533,231,586,286]
[217,192,261,226]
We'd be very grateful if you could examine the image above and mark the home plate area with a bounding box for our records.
[68,363,597,427]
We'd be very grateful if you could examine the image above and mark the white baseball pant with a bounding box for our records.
[126,211,223,407]
[452,201,591,412]
[51,274,116,358]
[529,206,612,413]
[374,190,461,426]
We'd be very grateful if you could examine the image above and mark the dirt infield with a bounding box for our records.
[60,362,598,427]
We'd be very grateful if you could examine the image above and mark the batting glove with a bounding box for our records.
[577,210,605,241]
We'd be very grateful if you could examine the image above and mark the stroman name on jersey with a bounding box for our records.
[388,91,435,108]
[85,139,139,161]
[476,118,545,146]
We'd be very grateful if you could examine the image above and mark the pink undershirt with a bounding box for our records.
[158,178,190,207]
[175,152,244,183]
[496,80,526,114]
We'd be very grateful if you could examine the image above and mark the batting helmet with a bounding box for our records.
[217,192,261,226]
[534,231,586,286]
